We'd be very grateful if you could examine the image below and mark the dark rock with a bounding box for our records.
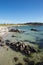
[16,42,25,52]
[11,35,16,37]
[31,28,39,32]
[29,46,37,53]
[6,48,9,51]
[9,29,25,33]
[24,45,30,50]
[15,62,23,65]
[23,57,29,63]
[9,29,20,33]
[10,43,15,50]
[36,62,43,65]
[10,43,14,46]
[14,57,18,62]
[19,45,24,52]
[5,40,10,46]
[5,40,10,42]
[24,45,30,55]
[5,40,38,56]
[0,39,1,42]
[6,42,10,46]
[28,61,35,65]
[0,37,3,42]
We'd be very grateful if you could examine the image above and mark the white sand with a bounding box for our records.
[0,26,8,36]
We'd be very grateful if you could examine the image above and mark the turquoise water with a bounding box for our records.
[7,25,43,48]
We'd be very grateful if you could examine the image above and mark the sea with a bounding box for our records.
[6,25,43,48]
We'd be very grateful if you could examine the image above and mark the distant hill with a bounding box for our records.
[0,22,43,26]
[23,22,43,26]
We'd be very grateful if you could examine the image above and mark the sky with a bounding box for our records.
[0,0,43,24]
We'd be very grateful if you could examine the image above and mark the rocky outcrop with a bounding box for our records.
[5,40,39,56]
[30,28,39,32]
[9,29,25,33]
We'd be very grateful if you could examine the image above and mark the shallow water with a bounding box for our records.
[7,25,43,48]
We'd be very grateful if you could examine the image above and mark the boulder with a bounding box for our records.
[14,57,18,62]
[31,28,39,32]
[9,29,25,33]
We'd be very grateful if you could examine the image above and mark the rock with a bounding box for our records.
[0,36,3,42]
[0,39,1,42]
[28,61,35,65]
[23,57,29,63]
[27,50,30,55]
[29,46,38,53]
[24,45,30,50]
[5,40,10,46]
[16,42,25,52]
[6,42,10,46]
[11,35,16,37]
[5,40,38,56]
[14,43,19,51]
[14,57,18,62]
[9,29,20,33]
[31,28,39,32]
[9,29,25,33]
[36,62,43,65]
[10,43,15,50]
[18,44,24,52]
[24,45,30,55]
[6,48,9,51]
[15,62,23,65]
[5,40,10,42]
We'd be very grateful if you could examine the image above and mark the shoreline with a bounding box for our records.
[0,23,43,26]
[0,25,43,65]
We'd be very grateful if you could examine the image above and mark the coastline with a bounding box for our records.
[0,23,43,26]
[0,25,43,65]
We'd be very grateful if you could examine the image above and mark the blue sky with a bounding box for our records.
[0,0,43,24]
